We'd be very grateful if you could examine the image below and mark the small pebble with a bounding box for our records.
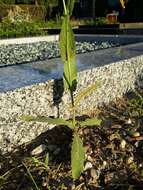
[84,161,92,171]
[9,159,13,164]
[83,128,90,135]
[87,155,93,162]
[111,124,122,129]
[31,144,46,155]
[125,118,132,124]
[127,157,134,164]
[42,182,47,187]
[120,139,126,150]
[103,161,107,167]
[90,168,99,180]
[132,132,140,138]
[135,141,139,147]
[72,184,76,190]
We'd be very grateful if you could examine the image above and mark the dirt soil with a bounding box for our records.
[0,89,143,190]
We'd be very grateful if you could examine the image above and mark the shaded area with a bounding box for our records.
[53,78,64,118]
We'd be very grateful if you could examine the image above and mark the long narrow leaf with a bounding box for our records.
[21,115,73,129]
[74,82,100,107]
[31,157,42,166]
[79,118,102,127]
[44,153,49,171]
[60,14,77,91]
[71,133,85,180]
[67,0,75,16]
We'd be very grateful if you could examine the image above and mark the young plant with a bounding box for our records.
[23,162,40,190]
[22,0,101,180]
[127,90,143,118]
[31,152,49,172]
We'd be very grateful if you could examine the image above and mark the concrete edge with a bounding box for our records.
[0,35,59,45]
[1,34,143,46]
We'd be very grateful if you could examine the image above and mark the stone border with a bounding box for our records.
[0,35,59,45]
[1,34,143,45]
[75,34,143,44]
[0,41,117,68]
[1,34,143,68]
[0,54,143,154]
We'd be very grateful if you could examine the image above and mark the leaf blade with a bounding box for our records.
[67,0,75,16]
[79,118,102,127]
[44,153,49,171]
[74,82,100,107]
[71,133,85,180]
[21,115,73,129]
[60,14,77,91]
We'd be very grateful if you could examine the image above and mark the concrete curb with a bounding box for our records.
[0,35,59,45]
[0,54,143,154]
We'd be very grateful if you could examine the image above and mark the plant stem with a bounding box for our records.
[62,0,67,15]
[70,90,76,129]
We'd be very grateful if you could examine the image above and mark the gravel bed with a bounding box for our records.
[0,53,143,154]
[0,41,118,66]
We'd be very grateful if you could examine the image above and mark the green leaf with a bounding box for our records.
[31,154,49,171]
[31,157,41,165]
[79,118,102,127]
[62,0,67,15]
[60,14,77,91]
[23,162,40,190]
[21,115,73,129]
[44,153,49,171]
[71,133,85,180]
[31,157,46,168]
[74,82,100,107]
[67,0,75,16]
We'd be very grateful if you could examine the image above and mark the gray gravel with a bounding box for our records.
[0,41,117,66]
[0,52,143,154]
